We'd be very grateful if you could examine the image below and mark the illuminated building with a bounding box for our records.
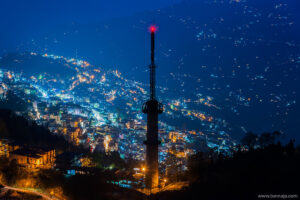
[9,147,55,170]
[0,139,20,157]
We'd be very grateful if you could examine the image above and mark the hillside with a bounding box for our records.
[11,0,300,141]
[0,108,71,151]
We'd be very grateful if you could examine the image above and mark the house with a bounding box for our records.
[0,139,20,157]
[9,147,55,170]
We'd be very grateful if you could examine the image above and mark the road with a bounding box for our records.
[137,181,189,195]
[0,184,61,200]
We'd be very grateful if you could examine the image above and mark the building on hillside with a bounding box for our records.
[0,139,20,157]
[9,147,55,170]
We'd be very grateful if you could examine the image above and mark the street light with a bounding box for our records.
[50,190,54,197]
[141,166,146,191]
[162,178,167,190]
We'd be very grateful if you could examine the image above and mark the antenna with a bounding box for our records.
[149,25,157,100]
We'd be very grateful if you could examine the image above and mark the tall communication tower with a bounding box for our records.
[142,25,163,190]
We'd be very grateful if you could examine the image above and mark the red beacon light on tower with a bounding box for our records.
[149,25,158,33]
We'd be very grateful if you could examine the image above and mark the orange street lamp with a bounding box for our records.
[50,190,54,197]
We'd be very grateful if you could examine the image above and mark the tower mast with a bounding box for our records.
[142,25,163,191]
[150,26,155,100]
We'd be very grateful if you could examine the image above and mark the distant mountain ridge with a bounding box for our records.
[0,52,76,78]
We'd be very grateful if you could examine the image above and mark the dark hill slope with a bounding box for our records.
[0,109,70,151]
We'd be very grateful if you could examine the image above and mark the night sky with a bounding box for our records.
[0,0,180,50]
[0,0,299,143]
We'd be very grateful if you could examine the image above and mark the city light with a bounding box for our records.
[0,0,298,199]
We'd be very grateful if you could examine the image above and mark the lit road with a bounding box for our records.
[137,181,189,195]
[161,181,189,192]
[0,184,61,200]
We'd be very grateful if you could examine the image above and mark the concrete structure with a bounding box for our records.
[9,147,55,169]
[1,139,55,170]
[142,26,163,190]
[0,139,20,157]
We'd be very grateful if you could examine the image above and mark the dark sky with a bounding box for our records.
[0,0,180,24]
[0,0,180,51]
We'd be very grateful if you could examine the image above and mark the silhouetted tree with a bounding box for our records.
[155,133,300,200]
[3,159,21,185]
[258,131,281,147]
[241,132,257,149]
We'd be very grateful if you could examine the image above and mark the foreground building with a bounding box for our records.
[0,139,55,170]
[9,147,56,169]
[0,139,20,157]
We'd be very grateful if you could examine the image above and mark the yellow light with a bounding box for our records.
[142,167,146,172]
[164,178,167,183]
[103,135,112,153]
